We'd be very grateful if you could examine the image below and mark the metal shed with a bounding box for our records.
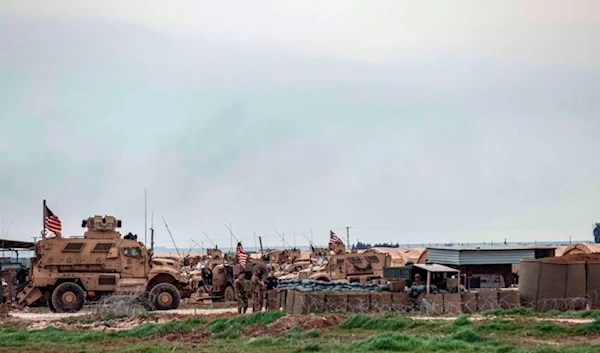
[426,245,557,289]
[427,245,556,265]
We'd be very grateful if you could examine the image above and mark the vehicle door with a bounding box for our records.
[120,245,146,278]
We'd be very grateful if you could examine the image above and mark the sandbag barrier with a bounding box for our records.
[277,279,389,292]
[270,289,522,316]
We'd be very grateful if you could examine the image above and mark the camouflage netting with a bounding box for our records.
[277,279,388,292]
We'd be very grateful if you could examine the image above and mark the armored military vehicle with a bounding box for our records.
[299,243,391,283]
[17,215,188,313]
[267,249,311,277]
[188,249,268,301]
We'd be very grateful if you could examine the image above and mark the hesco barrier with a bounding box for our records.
[519,256,600,311]
[272,289,520,315]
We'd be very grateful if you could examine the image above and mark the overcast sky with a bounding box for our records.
[1,1,599,250]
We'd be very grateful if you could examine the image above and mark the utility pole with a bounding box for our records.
[345,226,351,247]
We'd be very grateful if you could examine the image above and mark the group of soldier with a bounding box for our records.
[234,269,279,314]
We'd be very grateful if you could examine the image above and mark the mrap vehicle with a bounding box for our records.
[17,215,188,313]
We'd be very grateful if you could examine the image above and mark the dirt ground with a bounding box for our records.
[8,307,240,322]
[5,307,595,331]
[244,313,347,336]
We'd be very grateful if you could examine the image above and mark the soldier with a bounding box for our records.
[265,271,279,310]
[234,272,248,314]
[413,273,423,286]
[251,269,265,312]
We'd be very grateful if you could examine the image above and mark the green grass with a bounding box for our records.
[481,308,600,320]
[208,311,286,339]
[3,311,600,353]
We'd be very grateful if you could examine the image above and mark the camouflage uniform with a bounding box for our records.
[235,276,249,314]
[251,274,265,312]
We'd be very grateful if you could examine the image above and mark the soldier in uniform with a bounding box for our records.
[234,272,249,314]
[251,269,265,312]
[265,271,279,310]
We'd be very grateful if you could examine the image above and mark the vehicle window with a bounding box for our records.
[123,247,142,257]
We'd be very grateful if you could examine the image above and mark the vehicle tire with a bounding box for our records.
[47,298,57,312]
[140,292,154,311]
[252,263,269,279]
[201,268,214,294]
[43,290,57,312]
[149,283,181,311]
[51,282,85,313]
[223,285,235,302]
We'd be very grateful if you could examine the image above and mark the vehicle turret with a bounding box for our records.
[81,215,122,239]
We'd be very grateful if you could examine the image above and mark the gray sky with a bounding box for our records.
[1,1,599,249]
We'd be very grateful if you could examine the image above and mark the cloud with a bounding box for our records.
[0,3,599,248]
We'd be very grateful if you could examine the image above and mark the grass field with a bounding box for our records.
[2,309,600,352]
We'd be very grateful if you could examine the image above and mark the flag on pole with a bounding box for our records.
[236,242,248,267]
[44,204,62,234]
[329,230,343,245]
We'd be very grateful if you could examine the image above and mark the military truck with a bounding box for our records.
[17,215,189,313]
[267,249,311,277]
[299,243,391,283]
[188,249,268,301]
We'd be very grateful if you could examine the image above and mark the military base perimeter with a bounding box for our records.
[1,203,600,352]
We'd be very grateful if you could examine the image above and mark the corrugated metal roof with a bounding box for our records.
[427,245,556,251]
[427,248,536,265]
[0,239,35,250]
[413,263,459,273]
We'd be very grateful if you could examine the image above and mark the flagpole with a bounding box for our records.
[42,199,46,240]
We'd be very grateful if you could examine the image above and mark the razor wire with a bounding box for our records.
[270,289,600,316]
[92,292,149,319]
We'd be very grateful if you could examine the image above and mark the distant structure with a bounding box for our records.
[594,223,600,244]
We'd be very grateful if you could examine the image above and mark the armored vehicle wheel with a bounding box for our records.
[252,263,269,279]
[47,298,57,313]
[51,282,85,313]
[149,283,181,311]
[43,290,57,312]
[223,285,235,302]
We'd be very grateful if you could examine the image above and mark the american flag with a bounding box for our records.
[44,204,62,234]
[236,242,248,267]
[329,230,343,245]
